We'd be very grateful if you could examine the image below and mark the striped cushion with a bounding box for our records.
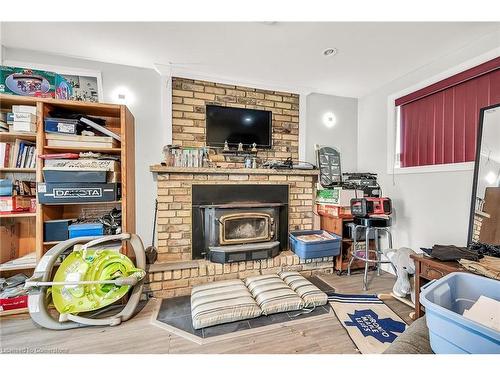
[278,271,328,308]
[191,279,262,329]
[245,274,304,315]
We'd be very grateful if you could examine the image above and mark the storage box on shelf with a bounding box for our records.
[0,93,135,315]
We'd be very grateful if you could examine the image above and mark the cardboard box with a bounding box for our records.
[316,203,353,219]
[43,169,108,183]
[0,222,19,263]
[0,66,72,99]
[37,182,121,204]
[0,196,33,213]
[316,187,363,206]
[0,295,28,312]
[43,159,120,172]
[44,219,74,242]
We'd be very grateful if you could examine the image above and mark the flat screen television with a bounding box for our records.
[206,105,272,148]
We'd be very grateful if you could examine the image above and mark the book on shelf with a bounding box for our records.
[0,252,36,267]
[46,133,118,149]
[12,121,36,133]
[0,140,36,168]
[44,117,79,135]
[79,116,121,141]
[12,180,36,196]
[13,112,37,123]
[0,121,8,133]
[11,106,38,133]
[12,105,37,116]
[0,142,10,167]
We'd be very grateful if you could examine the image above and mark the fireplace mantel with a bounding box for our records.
[150,165,319,176]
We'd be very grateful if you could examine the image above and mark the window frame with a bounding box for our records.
[386,50,498,175]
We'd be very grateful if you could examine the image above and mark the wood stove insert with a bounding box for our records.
[192,185,289,263]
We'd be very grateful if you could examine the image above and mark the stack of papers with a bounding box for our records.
[463,296,500,331]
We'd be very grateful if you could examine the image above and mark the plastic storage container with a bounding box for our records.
[43,169,107,183]
[0,179,12,196]
[68,223,104,239]
[44,219,75,242]
[420,272,500,354]
[289,230,341,259]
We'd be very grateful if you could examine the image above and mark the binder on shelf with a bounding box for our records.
[79,116,121,142]
[44,118,79,135]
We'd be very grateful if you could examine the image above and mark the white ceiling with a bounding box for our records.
[1,22,499,97]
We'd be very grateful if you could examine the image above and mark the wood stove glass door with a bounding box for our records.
[219,213,273,245]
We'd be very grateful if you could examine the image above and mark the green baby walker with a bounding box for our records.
[24,233,146,330]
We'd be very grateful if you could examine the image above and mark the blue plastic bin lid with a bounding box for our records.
[68,223,103,231]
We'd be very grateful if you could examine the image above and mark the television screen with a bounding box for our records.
[206,105,272,148]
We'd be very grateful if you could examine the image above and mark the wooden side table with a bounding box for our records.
[411,254,468,318]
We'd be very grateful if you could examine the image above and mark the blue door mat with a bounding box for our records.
[156,295,332,339]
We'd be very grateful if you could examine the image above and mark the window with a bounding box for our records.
[395,57,500,168]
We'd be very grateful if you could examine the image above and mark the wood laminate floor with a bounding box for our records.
[0,270,413,354]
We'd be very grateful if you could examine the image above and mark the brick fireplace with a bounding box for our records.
[146,166,335,298]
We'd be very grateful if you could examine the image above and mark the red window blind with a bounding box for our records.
[397,58,500,168]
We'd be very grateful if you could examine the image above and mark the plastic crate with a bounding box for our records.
[68,223,104,239]
[420,272,500,354]
[289,230,341,259]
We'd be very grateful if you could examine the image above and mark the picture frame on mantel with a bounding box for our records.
[3,59,104,103]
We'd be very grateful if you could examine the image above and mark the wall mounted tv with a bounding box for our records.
[206,105,272,148]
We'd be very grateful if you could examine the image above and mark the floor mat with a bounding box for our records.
[328,292,407,354]
[155,295,332,342]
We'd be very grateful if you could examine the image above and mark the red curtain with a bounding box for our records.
[399,66,500,168]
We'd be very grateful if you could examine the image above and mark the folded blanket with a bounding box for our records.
[459,256,500,280]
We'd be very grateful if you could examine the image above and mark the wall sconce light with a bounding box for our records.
[111,85,134,105]
[322,112,337,128]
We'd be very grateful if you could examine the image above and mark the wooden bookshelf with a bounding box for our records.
[43,146,122,154]
[0,307,29,317]
[0,131,37,142]
[0,212,36,218]
[1,96,38,288]
[0,168,36,173]
[0,94,135,315]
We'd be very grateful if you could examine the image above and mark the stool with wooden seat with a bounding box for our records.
[347,216,395,290]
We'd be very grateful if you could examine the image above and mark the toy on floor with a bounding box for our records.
[24,233,146,330]
[383,247,417,303]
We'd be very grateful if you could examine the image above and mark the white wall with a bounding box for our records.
[305,93,358,171]
[357,32,500,251]
[2,47,167,245]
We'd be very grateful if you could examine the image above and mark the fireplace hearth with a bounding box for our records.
[192,185,289,263]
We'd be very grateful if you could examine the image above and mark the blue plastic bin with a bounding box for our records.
[0,179,12,196]
[68,223,104,239]
[420,272,500,354]
[289,230,341,259]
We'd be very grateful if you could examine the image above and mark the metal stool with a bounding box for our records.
[347,216,395,290]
